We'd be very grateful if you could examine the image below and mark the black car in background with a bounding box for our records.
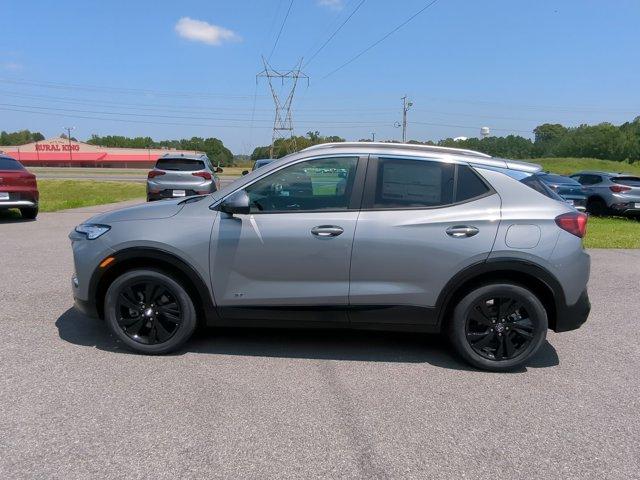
[538,173,587,211]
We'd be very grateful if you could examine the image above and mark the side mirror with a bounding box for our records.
[220,190,250,215]
[215,167,224,173]
[242,170,249,176]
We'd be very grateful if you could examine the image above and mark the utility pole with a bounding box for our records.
[64,126,76,165]
[401,95,413,143]
[371,132,376,142]
[257,57,309,158]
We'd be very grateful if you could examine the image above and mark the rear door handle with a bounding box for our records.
[311,225,344,237]
[446,225,479,238]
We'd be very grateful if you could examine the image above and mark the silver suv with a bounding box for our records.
[70,143,590,371]
[147,153,222,201]
[570,171,640,216]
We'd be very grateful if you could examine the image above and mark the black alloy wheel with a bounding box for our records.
[104,269,197,354]
[465,296,535,361]
[449,283,547,371]
[116,279,183,345]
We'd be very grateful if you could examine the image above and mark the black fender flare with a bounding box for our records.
[435,258,565,330]
[89,247,219,325]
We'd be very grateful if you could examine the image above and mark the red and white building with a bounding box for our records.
[0,137,202,168]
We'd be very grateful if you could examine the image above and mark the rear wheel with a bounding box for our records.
[587,197,608,216]
[20,206,38,219]
[448,283,547,371]
[104,269,197,354]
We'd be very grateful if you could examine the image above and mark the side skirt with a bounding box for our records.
[210,305,440,333]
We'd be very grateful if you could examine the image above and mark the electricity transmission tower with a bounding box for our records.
[257,56,309,158]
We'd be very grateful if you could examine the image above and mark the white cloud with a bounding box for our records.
[2,62,23,71]
[174,17,241,46]
[317,0,344,10]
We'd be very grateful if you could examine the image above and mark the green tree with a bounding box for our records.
[0,130,46,145]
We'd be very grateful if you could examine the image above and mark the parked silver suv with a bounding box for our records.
[570,171,640,216]
[147,153,222,201]
[70,143,591,371]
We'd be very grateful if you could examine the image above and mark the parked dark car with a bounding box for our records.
[242,158,274,176]
[538,173,587,212]
[0,155,39,219]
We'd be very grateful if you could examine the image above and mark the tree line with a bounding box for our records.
[251,118,640,163]
[3,117,640,164]
[85,135,234,166]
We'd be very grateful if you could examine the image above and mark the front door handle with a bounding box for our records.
[446,225,479,238]
[311,225,344,237]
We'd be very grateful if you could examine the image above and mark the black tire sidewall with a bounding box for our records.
[449,283,548,371]
[104,269,197,354]
[20,207,38,219]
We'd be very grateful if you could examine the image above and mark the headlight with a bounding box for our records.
[75,224,111,240]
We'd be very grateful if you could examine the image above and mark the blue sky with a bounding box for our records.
[2,0,639,154]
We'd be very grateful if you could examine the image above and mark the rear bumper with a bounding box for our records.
[147,188,213,201]
[0,199,37,208]
[553,289,590,332]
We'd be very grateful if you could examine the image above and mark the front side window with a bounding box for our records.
[245,156,358,213]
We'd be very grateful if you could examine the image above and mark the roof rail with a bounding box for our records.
[300,142,493,158]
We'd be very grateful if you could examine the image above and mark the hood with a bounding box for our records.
[85,198,186,224]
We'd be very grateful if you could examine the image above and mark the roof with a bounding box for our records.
[298,142,541,173]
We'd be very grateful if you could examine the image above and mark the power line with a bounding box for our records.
[322,0,441,79]
[0,77,261,100]
[304,0,367,68]
[268,0,295,61]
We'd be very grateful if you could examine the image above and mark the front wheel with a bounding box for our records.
[104,269,197,354]
[448,283,548,371]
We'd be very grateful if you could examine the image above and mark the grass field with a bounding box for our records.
[38,180,144,212]
[535,157,640,176]
[583,216,640,249]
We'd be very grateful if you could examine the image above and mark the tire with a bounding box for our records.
[20,206,38,219]
[104,269,198,354]
[448,283,548,372]
[587,197,607,216]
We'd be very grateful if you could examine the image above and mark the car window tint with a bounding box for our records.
[541,174,579,185]
[456,165,490,202]
[245,156,358,213]
[374,158,454,208]
[0,157,24,170]
[155,158,205,171]
[582,175,602,185]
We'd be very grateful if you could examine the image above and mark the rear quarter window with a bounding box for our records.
[155,158,205,171]
[0,157,24,170]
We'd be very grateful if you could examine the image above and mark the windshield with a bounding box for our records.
[155,158,205,171]
[611,176,640,187]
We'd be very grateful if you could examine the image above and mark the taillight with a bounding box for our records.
[148,170,165,179]
[610,185,631,193]
[192,171,212,180]
[555,212,588,238]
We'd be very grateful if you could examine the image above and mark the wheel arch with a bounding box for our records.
[90,247,218,325]
[436,259,564,331]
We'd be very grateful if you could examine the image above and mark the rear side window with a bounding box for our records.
[155,158,205,171]
[612,176,640,187]
[374,158,455,208]
[0,157,24,170]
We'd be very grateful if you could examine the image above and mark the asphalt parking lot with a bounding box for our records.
[1,202,639,480]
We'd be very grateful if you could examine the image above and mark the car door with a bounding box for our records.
[210,155,366,322]
[349,156,500,326]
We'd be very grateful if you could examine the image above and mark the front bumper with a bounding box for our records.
[553,289,590,332]
[74,296,99,319]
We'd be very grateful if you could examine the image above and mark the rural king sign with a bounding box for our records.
[36,142,80,152]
